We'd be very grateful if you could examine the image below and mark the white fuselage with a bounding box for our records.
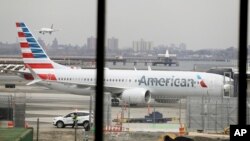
[39,28,54,34]
[35,68,229,98]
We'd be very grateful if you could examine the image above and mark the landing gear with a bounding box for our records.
[111,98,120,106]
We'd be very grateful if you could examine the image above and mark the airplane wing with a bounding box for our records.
[42,80,126,94]
[53,29,60,32]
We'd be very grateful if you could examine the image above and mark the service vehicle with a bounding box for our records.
[53,111,92,130]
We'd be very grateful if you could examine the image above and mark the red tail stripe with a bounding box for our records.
[38,74,57,80]
[16,23,20,27]
[22,53,33,58]
[25,63,54,69]
[20,42,29,48]
[18,32,25,37]
[24,73,34,80]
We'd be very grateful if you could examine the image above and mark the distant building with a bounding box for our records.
[51,38,58,48]
[87,36,96,49]
[179,43,187,50]
[132,39,152,53]
[107,37,118,50]
[37,38,47,49]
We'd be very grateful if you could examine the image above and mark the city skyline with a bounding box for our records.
[0,0,239,50]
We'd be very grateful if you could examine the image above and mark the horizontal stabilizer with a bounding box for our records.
[25,64,42,85]
[26,79,42,86]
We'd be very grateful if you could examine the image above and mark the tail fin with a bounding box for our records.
[16,22,68,70]
[51,24,53,29]
[165,50,169,57]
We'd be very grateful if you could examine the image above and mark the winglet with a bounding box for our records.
[26,79,42,86]
[26,65,42,85]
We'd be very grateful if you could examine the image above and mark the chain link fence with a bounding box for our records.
[13,93,26,127]
[0,95,13,121]
[0,93,26,127]
[186,96,250,133]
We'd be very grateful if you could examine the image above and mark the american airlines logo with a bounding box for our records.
[196,75,207,88]
[138,75,195,87]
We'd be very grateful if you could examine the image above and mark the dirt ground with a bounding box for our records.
[34,128,229,141]
[34,129,163,141]
[35,129,87,141]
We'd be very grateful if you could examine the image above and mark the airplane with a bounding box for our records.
[38,24,59,34]
[157,50,176,58]
[15,22,234,106]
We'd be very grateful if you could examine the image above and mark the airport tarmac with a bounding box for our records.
[0,74,184,124]
[0,74,229,141]
[0,94,183,140]
[0,74,184,140]
[0,90,183,126]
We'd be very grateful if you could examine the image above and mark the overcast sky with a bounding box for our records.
[0,0,240,50]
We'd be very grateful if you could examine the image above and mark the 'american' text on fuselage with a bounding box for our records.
[138,75,195,87]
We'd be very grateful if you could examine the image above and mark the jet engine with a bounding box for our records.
[121,88,151,104]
